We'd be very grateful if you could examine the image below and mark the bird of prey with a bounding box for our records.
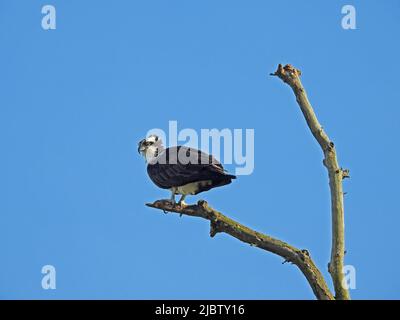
[138,135,236,205]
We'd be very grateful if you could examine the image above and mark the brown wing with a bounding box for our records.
[147,146,236,190]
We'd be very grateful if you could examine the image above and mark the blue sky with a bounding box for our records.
[0,0,399,299]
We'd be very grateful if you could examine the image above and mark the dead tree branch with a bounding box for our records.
[146,199,334,300]
[271,64,350,300]
[145,63,350,300]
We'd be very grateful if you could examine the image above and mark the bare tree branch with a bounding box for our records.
[145,63,350,300]
[146,199,334,300]
[271,64,350,300]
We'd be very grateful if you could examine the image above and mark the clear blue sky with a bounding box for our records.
[1,0,399,299]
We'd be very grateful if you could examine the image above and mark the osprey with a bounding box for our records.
[138,135,236,205]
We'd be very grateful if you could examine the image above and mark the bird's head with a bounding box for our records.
[138,135,164,162]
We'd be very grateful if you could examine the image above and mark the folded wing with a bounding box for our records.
[147,146,236,193]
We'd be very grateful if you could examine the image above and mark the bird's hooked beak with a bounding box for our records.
[138,139,146,154]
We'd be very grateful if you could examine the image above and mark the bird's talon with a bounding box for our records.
[165,199,176,206]
[177,201,187,208]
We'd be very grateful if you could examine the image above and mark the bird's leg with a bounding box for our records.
[168,188,176,205]
[177,195,187,217]
[177,195,187,207]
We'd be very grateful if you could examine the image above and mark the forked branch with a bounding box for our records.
[146,63,350,300]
